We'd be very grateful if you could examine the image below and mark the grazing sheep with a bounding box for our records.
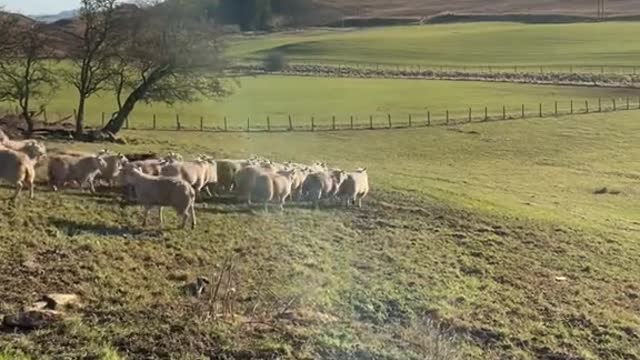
[338,168,369,208]
[160,159,216,197]
[302,169,348,209]
[250,170,296,211]
[95,151,129,187]
[0,144,44,199]
[233,165,275,204]
[0,138,47,161]
[48,155,108,193]
[121,166,196,229]
[217,159,253,193]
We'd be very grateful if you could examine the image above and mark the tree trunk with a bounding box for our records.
[23,112,34,137]
[102,68,169,135]
[76,96,86,136]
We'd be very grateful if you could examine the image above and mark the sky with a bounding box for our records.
[1,0,80,15]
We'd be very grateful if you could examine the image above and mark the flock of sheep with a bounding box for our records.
[0,130,370,230]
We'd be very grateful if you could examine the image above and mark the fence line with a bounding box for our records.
[2,97,639,134]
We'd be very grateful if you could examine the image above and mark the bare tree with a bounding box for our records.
[64,0,118,137]
[102,0,231,135]
[0,23,58,136]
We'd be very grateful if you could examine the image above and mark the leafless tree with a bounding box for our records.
[0,23,58,136]
[101,0,231,135]
[63,0,119,136]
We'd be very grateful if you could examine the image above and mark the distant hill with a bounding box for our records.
[30,9,78,24]
[316,0,640,18]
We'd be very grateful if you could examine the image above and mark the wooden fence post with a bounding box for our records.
[446,110,449,124]
[288,115,293,131]
[539,103,542,117]
[427,111,431,126]
[599,98,602,112]
[468,107,472,122]
[570,100,573,114]
[153,114,156,129]
[332,115,336,130]
[200,116,204,131]
[350,115,354,130]
[408,114,412,127]
[176,114,181,130]
[369,115,373,130]
[247,117,250,132]
[521,104,525,118]
[585,100,589,113]
[267,116,271,131]
[484,107,488,121]
[555,101,558,116]
[224,116,228,132]
[388,113,392,128]
[311,116,315,131]
[613,99,616,111]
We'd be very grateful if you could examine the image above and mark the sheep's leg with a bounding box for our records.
[204,185,213,198]
[13,181,23,200]
[264,201,269,213]
[159,207,164,225]
[279,198,285,212]
[190,204,197,229]
[28,181,34,200]
[142,206,152,227]
[88,177,96,194]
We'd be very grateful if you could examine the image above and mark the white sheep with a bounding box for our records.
[121,165,196,229]
[0,143,45,200]
[48,154,108,193]
[95,150,129,187]
[250,169,296,211]
[302,169,348,209]
[338,168,369,208]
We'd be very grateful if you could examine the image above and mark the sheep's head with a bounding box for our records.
[331,170,348,186]
[165,152,183,163]
[23,141,47,161]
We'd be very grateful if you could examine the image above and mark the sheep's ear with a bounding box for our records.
[361,168,367,172]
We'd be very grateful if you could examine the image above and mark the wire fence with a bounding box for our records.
[3,96,639,134]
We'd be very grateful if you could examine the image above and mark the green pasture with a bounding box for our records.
[24,75,640,130]
[1,111,639,359]
[229,22,640,70]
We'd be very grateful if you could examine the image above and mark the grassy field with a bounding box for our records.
[24,75,640,130]
[0,110,639,359]
[229,22,640,70]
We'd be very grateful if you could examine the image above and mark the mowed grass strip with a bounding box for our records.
[229,22,640,69]
[25,76,640,130]
[0,111,639,359]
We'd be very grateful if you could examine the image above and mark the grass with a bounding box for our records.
[229,22,640,69]
[0,110,639,359]
[21,75,640,130]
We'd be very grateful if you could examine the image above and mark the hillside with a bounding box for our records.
[318,0,640,18]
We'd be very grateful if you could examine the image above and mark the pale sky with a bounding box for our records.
[2,0,80,15]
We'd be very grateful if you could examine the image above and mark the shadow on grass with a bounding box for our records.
[49,217,142,237]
